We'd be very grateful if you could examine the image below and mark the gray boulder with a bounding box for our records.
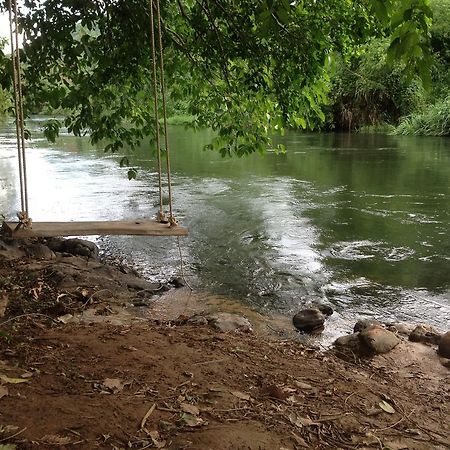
[438,331,450,358]
[334,333,361,351]
[26,243,56,260]
[293,308,325,333]
[207,313,253,333]
[309,302,333,317]
[386,322,416,336]
[46,238,99,260]
[359,325,400,354]
[409,324,441,345]
[354,319,383,333]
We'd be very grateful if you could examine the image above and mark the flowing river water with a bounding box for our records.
[1,117,449,338]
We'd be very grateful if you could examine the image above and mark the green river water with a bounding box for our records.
[1,118,449,333]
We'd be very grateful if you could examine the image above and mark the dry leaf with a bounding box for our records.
[231,391,252,401]
[20,372,33,379]
[56,314,73,324]
[0,294,8,318]
[102,378,124,393]
[180,403,199,416]
[40,434,74,445]
[179,413,205,428]
[0,374,29,384]
[379,400,395,414]
[289,413,317,427]
[0,385,8,399]
[149,430,166,449]
[294,381,314,390]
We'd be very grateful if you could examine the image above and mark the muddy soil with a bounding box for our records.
[0,238,449,450]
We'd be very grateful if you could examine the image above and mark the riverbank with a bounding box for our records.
[0,237,449,450]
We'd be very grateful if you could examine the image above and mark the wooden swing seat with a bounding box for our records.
[2,220,188,238]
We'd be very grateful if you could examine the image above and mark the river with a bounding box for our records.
[1,117,449,336]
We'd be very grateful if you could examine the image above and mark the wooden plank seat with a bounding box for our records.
[1,220,188,238]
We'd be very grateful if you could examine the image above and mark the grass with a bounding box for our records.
[394,96,450,136]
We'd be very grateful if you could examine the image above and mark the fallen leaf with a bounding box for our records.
[0,444,17,450]
[231,391,252,401]
[0,385,8,399]
[294,381,314,390]
[0,294,8,318]
[56,314,73,324]
[289,413,317,427]
[379,400,396,414]
[149,430,166,449]
[179,413,205,428]
[20,372,33,379]
[40,434,74,445]
[102,378,124,393]
[0,425,19,434]
[0,374,29,384]
[180,403,199,416]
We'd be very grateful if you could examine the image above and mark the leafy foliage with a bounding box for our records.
[395,94,450,135]
[329,38,424,130]
[0,0,434,154]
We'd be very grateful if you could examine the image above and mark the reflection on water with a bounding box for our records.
[1,118,449,333]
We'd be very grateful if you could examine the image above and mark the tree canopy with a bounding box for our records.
[0,0,434,157]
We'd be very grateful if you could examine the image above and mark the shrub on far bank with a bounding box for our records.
[395,96,450,136]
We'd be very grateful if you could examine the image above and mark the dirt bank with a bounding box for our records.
[0,237,449,450]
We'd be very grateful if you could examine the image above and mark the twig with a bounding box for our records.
[177,236,193,291]
[0,313,57,327]
[140,403,156,430]
[194,358,225,366]
[0,427,27,442]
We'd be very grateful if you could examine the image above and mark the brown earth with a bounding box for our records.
[0,237,449,450]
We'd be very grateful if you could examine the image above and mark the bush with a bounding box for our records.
[395,96,450,136]
[328,38,424,131]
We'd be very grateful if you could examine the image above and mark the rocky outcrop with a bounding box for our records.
[25,243,56,260]
[46,238,100,260]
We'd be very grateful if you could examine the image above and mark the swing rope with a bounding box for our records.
[150,0,176,226]
[8,0,30,228]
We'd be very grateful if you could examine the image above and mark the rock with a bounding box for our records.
[359,326,400,354]
[438,331,450,358]
[206,313,252,333]
[354,319,383,333]
[309,302,333,317]
[440,357,450,369]
[293,308,325,333]
[170,277,185,288]
[187,315,209,326]
[47,238,99,260]
[386,322,416,336]
[334,333,361,351]
[126,278,165,292]
[25,243,56,260]
[409,324,441,345]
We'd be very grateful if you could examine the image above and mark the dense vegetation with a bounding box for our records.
[327,0,449,135]
[0,0,445,156]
